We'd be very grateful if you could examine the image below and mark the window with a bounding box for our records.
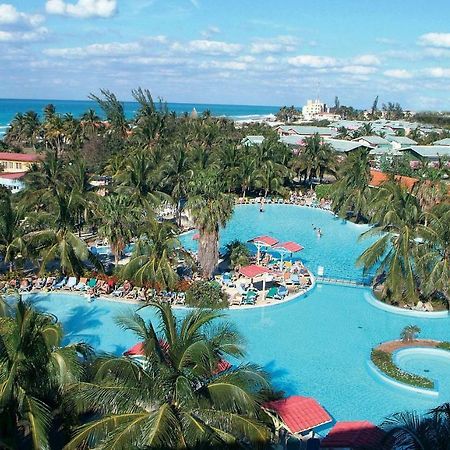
[16,162,20,169]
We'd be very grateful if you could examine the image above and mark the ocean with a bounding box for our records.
[0,98,280,138]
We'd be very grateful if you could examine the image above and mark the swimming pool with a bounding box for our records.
[180,204,376,281]
[27,285,450,426]
[25,205,450,425]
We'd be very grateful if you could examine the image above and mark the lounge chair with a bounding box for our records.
[277,286,289,299]
[52,277,67,290]
[19,279,32,292]
[74,277,88,291]
[242,290,257,305]
[87,278,97,289]
[266,286,279,299]
[33,277,47,289]
[112,285,124,297]
[290,274,300,285]
[64,277,77,290]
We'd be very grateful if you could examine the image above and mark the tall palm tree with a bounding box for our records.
[80,109,102,137]
[416,204,450,304]
[115,148,167,211]
[331,149,372,222]
[96,194,141,266]
[187,171,234,278]
[121,220,183,290]
[255,160,286,198]
[357,181,421,303]
[162,144,193,227]
[65,304,272,450]
[0,298,89,450]
[238,153,256,198]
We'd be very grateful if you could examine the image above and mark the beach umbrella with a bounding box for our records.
[272,241,304,271]
[249,235,278,264]
[239,264,270,279]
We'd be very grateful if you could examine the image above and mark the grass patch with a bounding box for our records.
[371,349,434,389]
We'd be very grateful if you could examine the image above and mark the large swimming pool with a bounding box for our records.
[26,205,450,426]
[180,204,376,281]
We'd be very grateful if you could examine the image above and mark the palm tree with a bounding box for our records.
[162,144,193,226]
[80,109,102,137]
[381,403,450,449]
[121,221,182,290]
[238,153,256,198]
[225,240,250,269]
[331,149,372,222]
[96,194,141,266]
[416,204,450,304]
[255,160,286,198]
[0,298,89,449]
[65,303,272,450]
[115,148,167,211]
[187,171,234,278]
[400,325,421,342]
[357,181,421,303]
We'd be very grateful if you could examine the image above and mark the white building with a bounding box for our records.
[302,99,326,121]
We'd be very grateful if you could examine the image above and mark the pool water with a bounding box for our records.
[27,286,450,426]
[25,205,450,426]
[180,205,376,281]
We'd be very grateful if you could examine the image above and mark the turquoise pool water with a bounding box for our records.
[24,206,450,426]
[180,204,376,281]
[27,286,450,426]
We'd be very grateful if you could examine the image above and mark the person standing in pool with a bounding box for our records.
[259,198,265,213]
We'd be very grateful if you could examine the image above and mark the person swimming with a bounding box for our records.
[317,228,323,238]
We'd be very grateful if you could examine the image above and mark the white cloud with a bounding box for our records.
[201,60,248,71]
[172,39,241,55]
[352,54,381,66]
[419,32,450,48]
[237,55,255,63]
[201,25,220,38]
[0,4,44,26]
[45,0,117,19]
[44,41,142,58]
[423,67,450,78]
[250,35,297,54]
[384,69,413,79]
[0,28,48,42]
[339,65,377,75]
[287,55,337,68]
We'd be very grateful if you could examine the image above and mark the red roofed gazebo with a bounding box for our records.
[263,396,332,435]
[320,421,385,448]
[273,241,304,253]
[249,235,279,264]
[239,264,270,279]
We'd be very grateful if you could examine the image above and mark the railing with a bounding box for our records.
[315,275,373,287]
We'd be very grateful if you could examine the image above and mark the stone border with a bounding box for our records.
[364,291,449,319]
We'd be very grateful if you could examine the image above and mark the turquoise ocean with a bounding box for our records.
[0,98,280,138]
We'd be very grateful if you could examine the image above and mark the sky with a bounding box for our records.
[1,0,450,109]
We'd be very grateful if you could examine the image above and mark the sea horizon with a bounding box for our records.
[0,98,282,136]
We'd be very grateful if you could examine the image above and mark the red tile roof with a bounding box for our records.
[273,241,304,253]
[192,233,200,240]
[250,235,279,247]
[369,169,418,192]
[263,396,332,434]
[0,152,42,163]
[320,421,385,448]
[0,172,27,179]
[239,264,270,278]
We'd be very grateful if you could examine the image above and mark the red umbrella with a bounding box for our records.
[320,421,385,448]
[239,264,270,278]
[249,236,278,264]
[263,396,331,434]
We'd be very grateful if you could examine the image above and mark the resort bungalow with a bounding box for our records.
[353,135,391,150]
[276,125,336,138]
[369,169,418,192]
[384,135,417,150]
[0,172,26,192]
[241,135,265,146]
[433,137,450,146]
[399,145,450,164]
[323,138,372,154]
[0,151,41,173]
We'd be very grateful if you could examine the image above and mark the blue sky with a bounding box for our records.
[1,0,450,109]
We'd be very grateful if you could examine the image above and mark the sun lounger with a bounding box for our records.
[19,279,32,292]
[52,277,67,289]
[74,277,88,291]
[33,277,47,289]
[290,274,300,285]
[64,277,77,290]
[87,278,97,289]
[277,286,289,299]
[266,286,279,299]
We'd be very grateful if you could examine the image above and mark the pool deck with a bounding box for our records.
[376,339,441,354]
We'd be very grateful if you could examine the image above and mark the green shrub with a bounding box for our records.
[225,240,250,269]
[437,341,450,351]
[185,281,228,309]
[314,184,333,200]
[371,349,433,389]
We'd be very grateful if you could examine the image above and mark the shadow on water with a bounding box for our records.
[61,304,107,347]
[264,359,292,393]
